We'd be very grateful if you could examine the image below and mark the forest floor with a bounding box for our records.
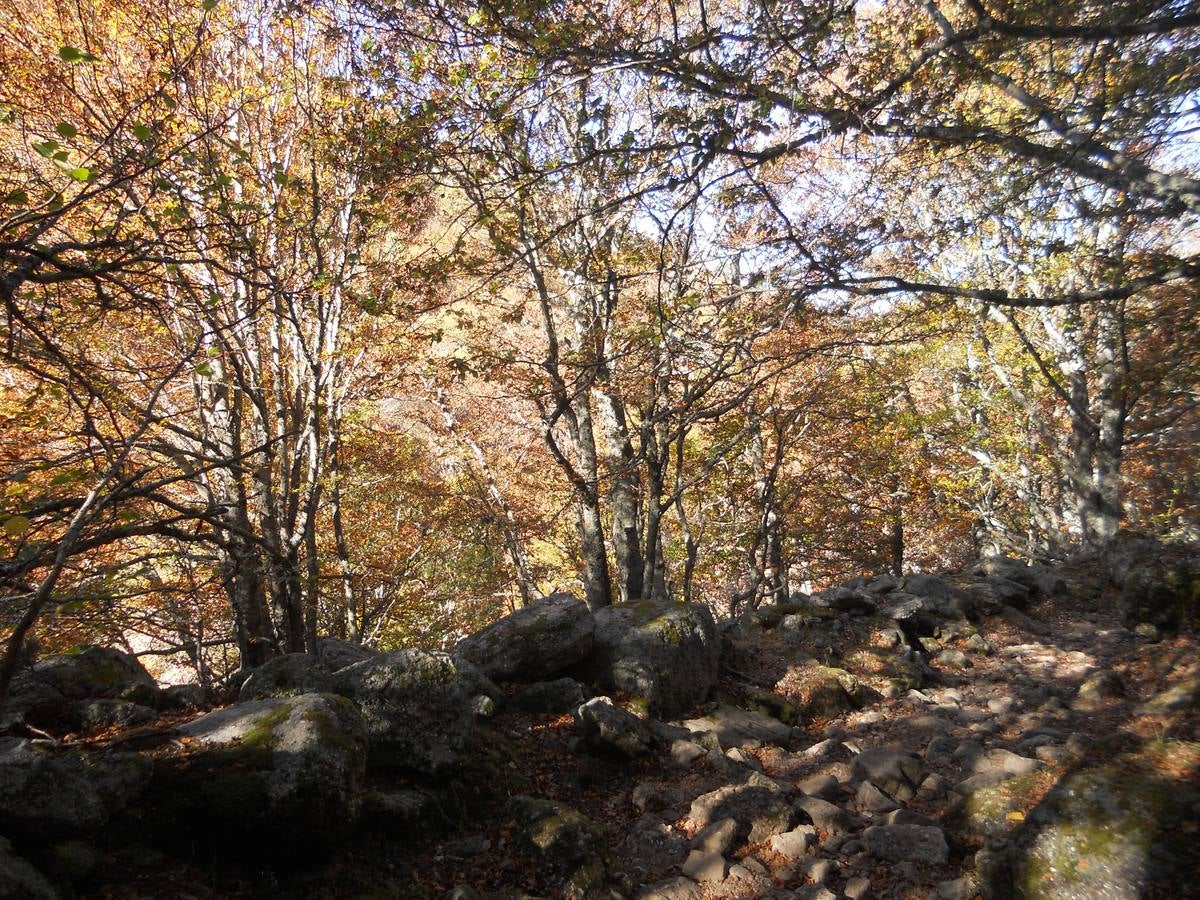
[82,565,1200,900]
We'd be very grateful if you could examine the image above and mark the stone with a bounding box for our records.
[801,857,836,884]
[935,649,971,668]
[1133,622,1160,641]
[505,796,610,899]
[681,704,792,746]
[316,637,377,672]
[636,876,702,900]
[945,768,1048,839]
[851,747,926,801]
[362,788,436,833]
[809,587,877,616]
[147,693,367,857]
[862,824,949,864]
[7,645,159,730]
[334,649,477,773]
[67,698,158,731]
[513,677,588,714]
[856,780,900,814]
[0,737,149,840]
[774,663,865,720]
[988,696,1015,715]
[0,836,57,900]
[585,601,720,718]
[1076,669,1126,704]
[989,740,1200,899]
[725,747,762,770]
[681,849,727,882]
[976,556,1066,597]
[692,817,739,855]
[798,772,839,799]
[455,593,594,681]
[688,773,796,844]
[793,796,862,835]
[574,697,656,759]
[670,740,707,767]
[1140,675,1200,714]
[161,683,206,709]
[1118,555,1200,632]
[239,653,334,701]
[768,825,816,858]
[844,876,872,899]
[973,748,1042,778]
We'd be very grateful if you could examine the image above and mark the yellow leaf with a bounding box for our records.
[3,516,31,536]
[1005,811,1025,822]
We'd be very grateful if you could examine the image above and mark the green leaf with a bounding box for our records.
[193,362,214,377]
[132,124,155,142]
[3,516,31,536]
[56,122,78,139]
[34,140,59,158]
[58,46,99,63]
[3,190,28,205]
[202,0,218,9]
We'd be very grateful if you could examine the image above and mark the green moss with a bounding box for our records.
[241,701,295,750]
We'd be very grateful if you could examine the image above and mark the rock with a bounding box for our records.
[977,556,1065,597]
[239,653,334,701]
[7,646,159,730]
[856,780,900,814]
[0,836,57,900]
[862,824,949,864]
[146,693,367,857]
[851,747,927,801]
[935,649,971,668]
[636,876,702,900]
[67,699,158,731]
[161,683,206,709]
[768,825,816,858]
[1140,674,1200,714]
[798,772,839,800]
[443,887,481,900]
[1119,555,1200,632]
[1076,669,1126,704]
[575,697,656,759]
[48,838,101,885]
[334,649,477,773]
[681,849,727,882]
[670,739,707,767]
[456,593,594,681]
[945,769,1048,839]
[990,740,1200,899]
[316,637,377,672]
[973,748,1042,778]
[619,817,689,880]
[793,795,862,835]
[810,587,877,615]
[0,737,149,840]
[1133,622,1161,641]
[681,704,792,746]
[691,817,739,855]
[774,663,864,720]
[725,746,762,770]
[363,788,436,833]
[504,796,610,899]
[585,602,720,718]
[513,677,588,714]
[688,773,796,844]
[844,876,872,900]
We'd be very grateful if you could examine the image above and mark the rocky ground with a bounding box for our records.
[2,541,1198,899]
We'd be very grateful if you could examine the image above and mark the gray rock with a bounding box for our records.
[681,704,791,746]
[635,876,702,900]
[973,748,1042,777]
[455,593,594,681]
[670,739,707,767]
[505,796,610,899]
[67,698,158,731]
[619,817,689,880]
[793,795,862,835]
[239,653,333,701]
[1119,554,1200,631]
[844,876,872,900]
[1140,675,1200,714]
[862,824,949,864]
[574,697,656,759]
[0,737,148,840]
[316,637,377,672]
[585,602,720,718]
[798,772,840,799]
[0,836,57,900]
[768,825,816,858]
[851,747,926,801]
[681,849,727,882]
[935,649,971,668]
[154,693,367,856]
[691,817,739,855]
[161,683,206,709]
[334,650,476,773]
[856,780,900,814]
[363,788,436,832]
[7,646,159,729]
[1076,669,1126,704]
[688,773,796,844]
[513,677,588,714]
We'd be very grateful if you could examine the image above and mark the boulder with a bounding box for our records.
[239,653,334,701]
[455,593,594,682]
[0,836,57,900]
[585,602,720,718]
[618,817,689,881]
[681,704,792,747]
[809,587,877,616]
[0,737,149,840]
[793,796,863,835]
[851,747,927,802]
[574,697,657,759]
[1077,669,1126,704]
[316,637,377,672]
[6,646,159,730]
[514,677,588,714]
[976,556,1066,597]
[775,663,864,721]
[687,772,796,844]
[144,693,367,858]
[986,740,1200,899]
[504,796,611,899]
[944,768,1049,840]
[1119,555,1200,633]
[334,650,476,773]
[66,699,158,731]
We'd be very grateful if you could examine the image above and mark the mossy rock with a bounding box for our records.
[1119,556,1200,632]
[775,663,864,721]
[504,796,611,899]
[945,769,1055,840]
[238,652,334,701]
[985,741,1200,899]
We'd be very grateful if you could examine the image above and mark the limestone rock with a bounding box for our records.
[455,593,594,682]
[334,649,476,773]
[585,601,720,718]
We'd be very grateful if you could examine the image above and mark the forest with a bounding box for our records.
[1,0,1199,898]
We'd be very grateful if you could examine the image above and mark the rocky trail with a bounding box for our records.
[1,540,1198,899]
